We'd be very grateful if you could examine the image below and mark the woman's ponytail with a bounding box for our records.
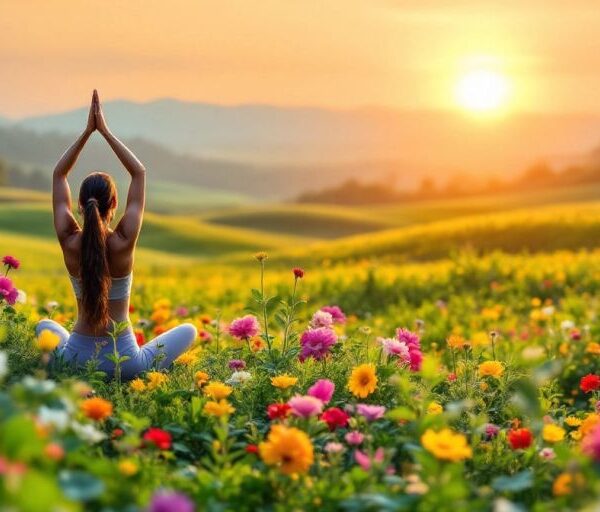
[79,172,116,330]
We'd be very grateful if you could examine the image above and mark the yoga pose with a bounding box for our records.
[37,90,196,379]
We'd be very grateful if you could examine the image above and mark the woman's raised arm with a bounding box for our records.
[95,92,146,245]
[52,91,97,244]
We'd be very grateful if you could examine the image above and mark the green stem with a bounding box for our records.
[260,261,271,352]
[282,278,298,355]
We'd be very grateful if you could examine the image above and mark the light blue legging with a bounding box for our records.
[36,319,197,380]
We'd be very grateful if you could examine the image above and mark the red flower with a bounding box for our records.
[111,428,124,439]
[135,331,146,347]
[447,372,457,382]
[293,268,305,279]
[507,428,533,450]
[320,407,349,431]
[581,374,600,393]
[267,403,291,420]
[245,444,259,454]
[143,428,172,450]
[128,305,135,313]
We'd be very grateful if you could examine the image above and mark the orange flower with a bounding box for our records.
[80,397,113,421]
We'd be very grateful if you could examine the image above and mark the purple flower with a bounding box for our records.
[484,423,500,440]
[288,395,324,418]
[356,403,386,422]
[320,306,346,324]
[396,328,422,372]
[228,359,246,371]
[0,277,18,305]
[148,491,195,512]
[310,310,333,329]
[345,431,365,446]
[2,256,20,271]
[307,379,335,404]
[299,327,337,362]
[228,315,260,340]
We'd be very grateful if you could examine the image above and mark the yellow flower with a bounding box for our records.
[542,424,565,443]
[194,371,210,388]
[586,342,600,355]
[36,329,60,352]
[175,350,199,366]
[447,335,467,350]
[427,402,443,415]
[271,375,298,389]
[259,425,314,475]
[80,397,113,421]
[153,298,171,310]
[129,378,147,393]
[118,459,138,476]
[565,416,582,427]
[203,399,235,417]
[531,297,542,307]
[203,381,233,400]
[347,364,378,398]
[421,428,472,462]
[147,371,169,390]
[553,472,585,497]
[559,342,569,356]
[254,252,268,262]
[478,361,504,379]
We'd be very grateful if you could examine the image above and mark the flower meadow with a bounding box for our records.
[2,250,600,511]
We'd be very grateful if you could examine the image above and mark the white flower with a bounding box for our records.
[539,447,556,460]
[0,351,7,379]
[542,306,555,317]
[71,421,106,444]
[16,290,27,304]
[22,376,56,393]
[45,301,59,311]
[226,371,252,385]
[560,320,575,331]
[38,406,70,432]
[310,311,333,329]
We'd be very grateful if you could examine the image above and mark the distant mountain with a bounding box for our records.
[0,125,409,199]
[12,99,600,178]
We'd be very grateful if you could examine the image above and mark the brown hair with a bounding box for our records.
[78,172,117,329]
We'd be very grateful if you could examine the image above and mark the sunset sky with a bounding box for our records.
[2,0,600,118]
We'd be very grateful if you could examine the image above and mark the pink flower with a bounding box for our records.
[288,395,324,418]
[379,337,410,362]
[320,305,346,324]
[307,379,335,403]
[228,315,260,340]
[2,256,20,271]
[345,431,365,446]
[324,442,345,454]
[299,327,337,362]
[310,310,333,329]
[582,424,600,461]
[354,447,385,471]
[396,328,422,372]
[539,447,556,460]
[175,306,189,317]
[356,403,386,422]
[0,277,18,305]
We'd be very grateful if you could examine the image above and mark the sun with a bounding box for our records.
[455,69,511,113]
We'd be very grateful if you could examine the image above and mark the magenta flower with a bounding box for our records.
[345,431,365,446]
[307,379,335,403]
[320,305,346,324]
[228,359,246,371]
[356,403,386,422]
[2,256,20,271]
[0,277,17,305]
[288,395,324,418]
[299,327,337,362]
[396,328,422,372]
[148,491,195,512]
[354,447,385,471]
[484,423,500,440]
[310,310,334,329]
[228,315,260,340]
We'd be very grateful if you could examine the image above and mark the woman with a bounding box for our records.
[36,90,197,380]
